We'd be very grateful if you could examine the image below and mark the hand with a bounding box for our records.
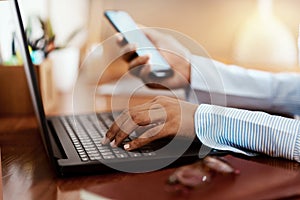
[118,29,192,89]
[102,96,199,150]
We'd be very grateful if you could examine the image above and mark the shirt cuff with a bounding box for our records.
[195,104,300,161]
[194,104,257,156]
[293,127,300,162]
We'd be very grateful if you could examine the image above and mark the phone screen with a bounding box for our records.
[104,10,173,79]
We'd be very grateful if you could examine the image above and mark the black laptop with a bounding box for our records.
[11,0,208,177]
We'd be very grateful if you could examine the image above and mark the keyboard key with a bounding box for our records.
[81,157,89,162]
[90,156,102,160]
[99,149,112,153]
[128,152,142,157]
[142,152,156,156]
[103,155,116,159]
[86,150,99,155]
[101,152,114,156]
[116,153,129,158]
[140,148,156,156]
[62,114,158,162]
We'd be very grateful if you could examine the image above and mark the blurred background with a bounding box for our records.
[0,0,299,115]
[0,0,300,85]
[0,0,300,67]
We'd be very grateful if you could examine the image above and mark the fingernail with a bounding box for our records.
[110,140,117,148]
[124,143,130,150]
[101,137,110,145]
[116,34,123,41]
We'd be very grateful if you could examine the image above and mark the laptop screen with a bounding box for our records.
[11,0,53,156]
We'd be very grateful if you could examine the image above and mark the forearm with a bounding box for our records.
[194,104,300,162]
[189,55,300,115]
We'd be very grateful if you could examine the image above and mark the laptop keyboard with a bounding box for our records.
[60,113,156,162]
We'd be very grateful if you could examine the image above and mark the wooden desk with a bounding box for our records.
[2,90,300,199]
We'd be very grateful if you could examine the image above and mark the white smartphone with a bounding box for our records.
[104,10,174,79]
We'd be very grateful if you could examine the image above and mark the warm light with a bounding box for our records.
[232,0,297,70]
[298,24,300,67]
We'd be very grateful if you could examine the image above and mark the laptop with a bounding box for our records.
[12,0,209,177]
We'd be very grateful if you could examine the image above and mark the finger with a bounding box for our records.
[124,124,165,151]
[128,55,150,77]
[120,43,137,62]
[102,123,120,145]
[129,103,166,126]
[103,99,164,145]
[107,104,166,147]
[137,61,170,89]
[113,117,139,146]
[116,34,126,46]
[112,129,129,147]
[103,110,131,144]
[143,69,186,89]
[128,54,150,70]
[103,103,153,145]
[134,124,157,136]
[111,104,166,146]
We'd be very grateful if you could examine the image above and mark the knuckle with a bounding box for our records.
[131,113,147,125]
[130,112,138,122]
[152,96,171,107]
[128,109,138,122]
[109,123,119,133]
[105,131,112,138]
[130,139,143,148]
[152,95,164,103]
[105,131,115,140]
[115,133,128,144]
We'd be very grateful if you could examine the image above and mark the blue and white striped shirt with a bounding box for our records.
[195,104,300,162]
[190,55,300,162]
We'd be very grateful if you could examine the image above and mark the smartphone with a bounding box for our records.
[104,10,174,79]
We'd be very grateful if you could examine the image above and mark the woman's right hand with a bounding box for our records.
[118,29,192,90]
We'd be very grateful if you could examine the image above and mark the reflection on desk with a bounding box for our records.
[0,147,2,200]
[1,115,300,200]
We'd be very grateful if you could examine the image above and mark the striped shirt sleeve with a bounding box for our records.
[195,104,300,162]
[189,55,300,116]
